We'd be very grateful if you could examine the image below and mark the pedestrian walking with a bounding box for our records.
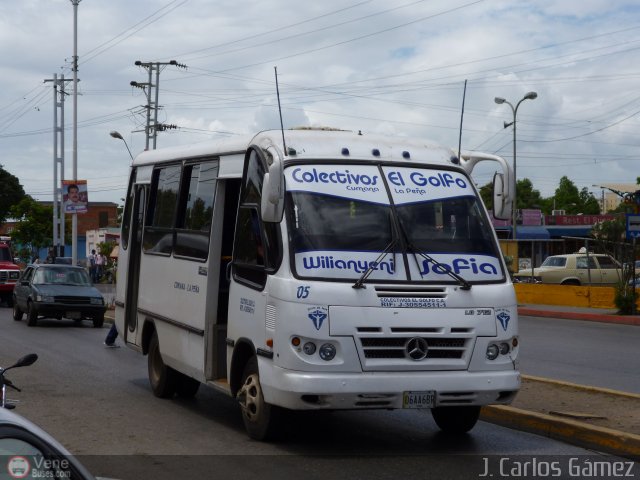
[88,249,97,282]
[95,251,105,282]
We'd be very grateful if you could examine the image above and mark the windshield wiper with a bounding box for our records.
[411,246,471,290]
[352,239,398,289]
[396,217,472,290]
[353,215,398,289]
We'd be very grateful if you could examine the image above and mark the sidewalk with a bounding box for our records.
[518,303,640,326]
[480,304,640,459]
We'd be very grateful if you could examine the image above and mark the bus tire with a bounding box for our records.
[431,406,481,434]
[148,331,178,398]
[175,373,200,398]
[237,356,281,441]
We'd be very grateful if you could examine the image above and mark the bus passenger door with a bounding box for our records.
[124,184,147,346]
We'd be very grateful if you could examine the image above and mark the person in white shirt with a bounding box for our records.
[95,251,105,282]
[88,249,97,282]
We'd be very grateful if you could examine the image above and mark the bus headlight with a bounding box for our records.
[302,342,316,355]
[318,343,336,361]
[486,344,499,360]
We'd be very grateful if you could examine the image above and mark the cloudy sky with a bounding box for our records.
[1,0,639,205]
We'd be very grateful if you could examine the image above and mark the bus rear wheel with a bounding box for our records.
[148,330,178,398]
[237,356,281,441]
[175,373,200,398]
[431,406,481,434]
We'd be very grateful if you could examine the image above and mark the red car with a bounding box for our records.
[0,241,21,307]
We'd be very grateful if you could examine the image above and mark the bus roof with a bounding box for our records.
[131,129,460,168]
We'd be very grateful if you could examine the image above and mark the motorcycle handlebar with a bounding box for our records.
[1,353,37,408]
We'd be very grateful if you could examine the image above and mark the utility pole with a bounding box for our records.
[70,0,81,266]
[44,75,72,257]
[131,60,186,150]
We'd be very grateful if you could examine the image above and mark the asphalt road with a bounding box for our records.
[518,314,640,393]
[0,307,628,479]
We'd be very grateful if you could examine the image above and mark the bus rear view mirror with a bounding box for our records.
[493,172,512,220]
[261,158,284,223]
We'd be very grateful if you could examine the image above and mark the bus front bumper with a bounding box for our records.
[260,365,520,410]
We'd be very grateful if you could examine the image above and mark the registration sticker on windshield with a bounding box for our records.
[379,297,445,308]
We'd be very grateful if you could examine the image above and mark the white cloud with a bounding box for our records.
[0,0,639,205]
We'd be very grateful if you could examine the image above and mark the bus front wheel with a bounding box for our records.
[237,356,281,441]
[431,406,481,434]
[148,331,178,398]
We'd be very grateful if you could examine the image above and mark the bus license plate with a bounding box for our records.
[403,391,435,409]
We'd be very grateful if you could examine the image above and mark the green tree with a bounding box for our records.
[590,216,626,258]
[9,198,55,259]
[552,176,581,213]
[478,177,542,212]
[97,241,115,260]
[514,178,544,210]
[0,164,26,224]
[549,177,600,214]
[578,187,600,214]
[478,181,492,211]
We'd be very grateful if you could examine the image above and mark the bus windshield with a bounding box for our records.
[285,164,504,284]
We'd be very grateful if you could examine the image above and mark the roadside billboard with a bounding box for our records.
[62,180,88,214]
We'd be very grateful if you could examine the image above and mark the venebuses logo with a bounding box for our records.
[7,456,30,479]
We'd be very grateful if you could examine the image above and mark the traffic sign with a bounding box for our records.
[626,214,640,239]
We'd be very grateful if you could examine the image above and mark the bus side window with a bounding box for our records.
[232,148,282,290]
[144,164,181,255]
[174,161,218,260]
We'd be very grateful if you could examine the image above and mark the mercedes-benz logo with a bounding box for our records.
[405,337,428,361]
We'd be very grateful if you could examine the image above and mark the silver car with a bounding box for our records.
[0,407,97,479]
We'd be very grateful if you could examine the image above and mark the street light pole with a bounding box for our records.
[110,131,134,161]
[70,0,81,266]
[494,91,538,241]
[592,184,606,213]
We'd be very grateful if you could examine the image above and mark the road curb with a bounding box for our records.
[522,374,640,400]
[518,307,640,326]
[481,405,640,459]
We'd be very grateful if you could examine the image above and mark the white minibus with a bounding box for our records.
[115,128,519,440]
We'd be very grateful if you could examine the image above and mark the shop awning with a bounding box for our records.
[546,226,592,238]
[516,226,550,239]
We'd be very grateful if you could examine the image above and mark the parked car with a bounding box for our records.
[11,264,106,327]
[514,253,622,286]
[623,259,640,278]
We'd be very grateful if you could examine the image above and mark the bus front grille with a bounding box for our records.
[360,337,467,360]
